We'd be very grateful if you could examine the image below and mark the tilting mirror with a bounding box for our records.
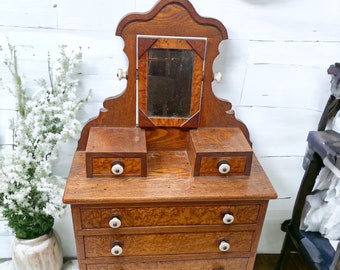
[138,36,206,127]
[147,48,194,118]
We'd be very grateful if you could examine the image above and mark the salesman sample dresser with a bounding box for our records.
[63,1,277,269]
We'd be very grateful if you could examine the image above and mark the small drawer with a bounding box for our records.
[199,157,248,176]
[91,157,143,177]
[86,257,249,270]
[187,128,252,176]
[83,231,254,258]
[80,204,260,229]
[85,127,147,178]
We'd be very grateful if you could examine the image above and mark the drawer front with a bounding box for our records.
[86,257,248,270]
[80,205,260,229]
[200,157,248,176]
[84,231,253,258]
[92,157,142,177]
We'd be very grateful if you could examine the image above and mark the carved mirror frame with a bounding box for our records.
[138,36,206,127]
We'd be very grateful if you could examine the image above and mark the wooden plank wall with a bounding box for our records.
[0,0,340,258]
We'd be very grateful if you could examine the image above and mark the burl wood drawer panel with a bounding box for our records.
[80,204,260,229]
[86,257,248,270]
[199,156,247,176]
[83,231,254,257]
[91,157,142,177]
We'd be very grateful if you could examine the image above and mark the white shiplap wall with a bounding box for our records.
[1,0,340,258]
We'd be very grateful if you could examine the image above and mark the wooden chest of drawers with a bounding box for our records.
[63,1,277,269]
[64,151,276,270]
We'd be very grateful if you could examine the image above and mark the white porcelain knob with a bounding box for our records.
[117,68,128,80]
[111,244,123,256]
[111,162,124,175]
[214,72,222,83]
[219,241,230,252]
[222,213,234,225]
[218,162,230,174]
[109,217,121,229]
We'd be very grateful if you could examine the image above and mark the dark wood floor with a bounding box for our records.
[254,253,309,270]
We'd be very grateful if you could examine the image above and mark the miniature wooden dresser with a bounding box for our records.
[63,1,277,269]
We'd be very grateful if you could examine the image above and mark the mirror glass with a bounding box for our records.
[147,48,194,118]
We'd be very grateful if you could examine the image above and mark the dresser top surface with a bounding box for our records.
[63,151,277,204]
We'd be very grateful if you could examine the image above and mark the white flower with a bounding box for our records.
[0,45,88,237]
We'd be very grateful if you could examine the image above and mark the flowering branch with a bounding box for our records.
[0,44,89,239]
[4,44,27,117]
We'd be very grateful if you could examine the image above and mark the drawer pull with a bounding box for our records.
[109,217,121,229]
[222,213,234,224]
[219,240,230,252]
[111,244,123,256]
[218,161,230,174]
[111,162,124,175]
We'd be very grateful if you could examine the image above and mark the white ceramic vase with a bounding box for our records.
[12,230,63,270]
